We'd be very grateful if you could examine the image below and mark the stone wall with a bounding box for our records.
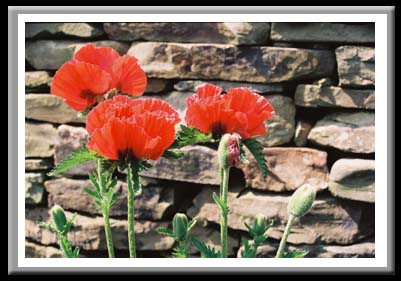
[25,22,375,258]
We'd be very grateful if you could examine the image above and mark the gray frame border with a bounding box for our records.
[8,6,394,274]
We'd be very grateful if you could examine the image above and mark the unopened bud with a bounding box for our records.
[288,186,316,217]
[218,133,240,169]
[252,214,267,236]
[51,205,67,233]
[173,213,189,242]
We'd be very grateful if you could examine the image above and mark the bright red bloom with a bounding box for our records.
[185,83,275,139]
[51,43,147,112]
[86,96,180,161]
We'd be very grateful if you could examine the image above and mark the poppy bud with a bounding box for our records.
[51,205,67,233]
[218,133,240,169]
[288,185,316,217]
[173,213,189,242]
[252,214,268,236]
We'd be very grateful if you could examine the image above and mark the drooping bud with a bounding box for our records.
[288,185,316,217]
[218,133,240,169]
[172,213,189,242]
[51,204,67,233]
[252,214,268,236]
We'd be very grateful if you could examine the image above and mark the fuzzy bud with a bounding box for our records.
[218,133,240,169]
[288,185,316,217]
[51,205,67,233]
[173,213,189,242]
[252,214,268,236]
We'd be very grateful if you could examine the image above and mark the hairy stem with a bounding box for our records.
[220,167,230,258]
[97,159,115,258]
[275,214,295,258]
[127,161,137,258]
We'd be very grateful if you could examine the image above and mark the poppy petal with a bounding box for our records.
[51,61,112,112]
[111,55,147,96]
[74,43,119,74]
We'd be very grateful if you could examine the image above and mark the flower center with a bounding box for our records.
[210,122,227,138]
[118,148,136,162]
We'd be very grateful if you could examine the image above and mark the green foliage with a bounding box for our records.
[157,214,197,258]
[84,171,120,210]
[48,146,99,176]
[243,138,268,178]
[162,149,185,159]
[241,215,273,258]
[172,125,213,148]
[282,251,309,258]
[38,208,79,258]
[191,238,222,258]
[212,192,229,216]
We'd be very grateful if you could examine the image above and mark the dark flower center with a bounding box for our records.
[118,148,136,162]
[210,122,227,138]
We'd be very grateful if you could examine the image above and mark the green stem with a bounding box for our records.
[275,214,295,258]
[220,167,230,258]
[103,206,115,258]
[127,161,137,258]
[58,235,70,258]
[97,159,115,258]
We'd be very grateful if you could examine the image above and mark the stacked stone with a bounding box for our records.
[25,22,375,258]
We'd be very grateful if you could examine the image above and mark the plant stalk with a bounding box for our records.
[275,214,295,258]
[127,161,137,258]
[97,159,115,258]
[220,167,230,258]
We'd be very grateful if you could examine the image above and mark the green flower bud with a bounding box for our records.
[173,213,189,242]
[218,133,240,169]
[288,186,316,217]
[51,205,67,233]
[252,214,267,236]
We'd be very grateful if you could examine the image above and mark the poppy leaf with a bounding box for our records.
[173,125,213,148]
[243,138,268,178]
[48,146,99,176]
[191,238,222,258]
[162,149,184,159]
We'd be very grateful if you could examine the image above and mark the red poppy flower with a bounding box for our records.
[51,43,147,112]
[185,83,275,139]
[86,95,180,161]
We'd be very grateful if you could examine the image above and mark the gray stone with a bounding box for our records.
[25,173,45,205]
[257,95,296,146]
[239,147,328,192]
[188,187,374,245]
[142,145,219,185]
[145,79,171,94]
[25,123,57,158]
[25,159,53,171]
[25,241,62,258]
[336,46,375,87]
[329,159,375,203]
[44,178,174,219]
[26,23,104,38]
[26,208,175,251]
[308,112,375,153]
[25,71,52,89]
[26,40,129,70]
[294,120,313,147]
[238,239,375,258]
[174,80,284,94]
[271,23,374,43]
[128,42,335,83]
[54,125,95,176]
[190,225,238,257]
[295,85,375,109]
[104,23,270,45]
[26,94,86,124]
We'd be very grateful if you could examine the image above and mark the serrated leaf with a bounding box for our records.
[156,227,175,238]
[212,192,229,216]
[243,138,268,178]
[173,243,189,258]
[187,219,197,233]
[282,251,309,258]
[48,146,99,176]
[88,173,100,193]
[110,188,122,207]
[162,149,184,159]
[173,125,213,148]
[72,247,80,258]
[83,187,100,200]
[191,238,221,258]
[241,237,254,258]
